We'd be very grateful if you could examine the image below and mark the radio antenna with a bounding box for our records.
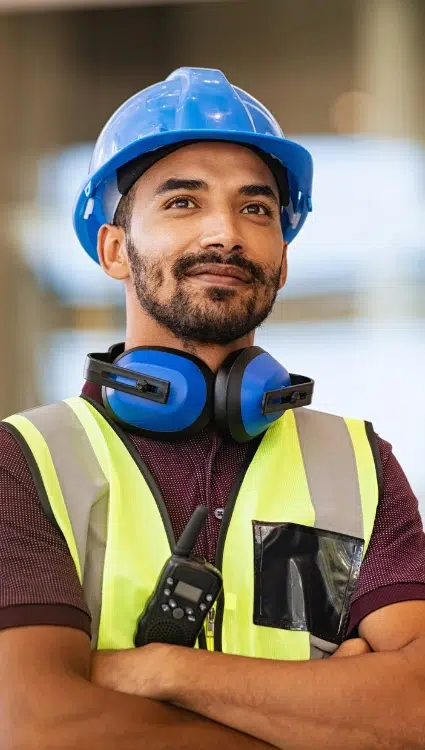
[173,505,209,558]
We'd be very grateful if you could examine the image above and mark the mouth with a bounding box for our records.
[184,264,253,287]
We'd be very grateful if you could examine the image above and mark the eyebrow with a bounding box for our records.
[154,178,279,205]
[238,184,279,206]
[154,178,208,196]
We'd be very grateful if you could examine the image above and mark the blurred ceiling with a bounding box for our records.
[0,0,232,10]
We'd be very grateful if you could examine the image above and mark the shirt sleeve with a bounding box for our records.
[347,434,425,635]
[0,425,91,636]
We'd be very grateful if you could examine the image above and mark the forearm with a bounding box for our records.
[22,674,274,750]
[163,640,425,750]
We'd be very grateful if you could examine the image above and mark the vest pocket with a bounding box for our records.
[252,522,364,645]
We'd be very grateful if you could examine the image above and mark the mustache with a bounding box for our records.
[173,251,267,285]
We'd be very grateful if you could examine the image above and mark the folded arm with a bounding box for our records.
[94,601,425,750]
[0,625,274,750]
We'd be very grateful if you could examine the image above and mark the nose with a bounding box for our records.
[199,210,244,255]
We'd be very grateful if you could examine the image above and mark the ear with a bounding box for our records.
[278,242,288,290]
[97,224,130,280]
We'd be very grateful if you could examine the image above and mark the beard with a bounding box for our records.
[126,236,283,346]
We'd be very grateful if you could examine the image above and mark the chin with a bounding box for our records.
[204,287,244,303]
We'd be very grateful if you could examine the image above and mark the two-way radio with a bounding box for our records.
[134,506,223,647]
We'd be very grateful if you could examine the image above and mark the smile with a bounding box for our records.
[184,264,253,287]
[187,273,250,287]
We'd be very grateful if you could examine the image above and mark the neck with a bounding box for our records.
[125,300,254,373]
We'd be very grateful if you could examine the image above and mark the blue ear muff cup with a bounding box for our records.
[215,346,291,442]
[102,346,215,441]
[240,350,291,438]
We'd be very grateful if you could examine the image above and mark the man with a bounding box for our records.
[1,67,424,750]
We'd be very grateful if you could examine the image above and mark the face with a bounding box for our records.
[109,142,287,346]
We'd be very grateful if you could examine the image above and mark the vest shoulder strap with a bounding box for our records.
[3,399,109,580]
[295,407,382,493]
[293,407,380,543]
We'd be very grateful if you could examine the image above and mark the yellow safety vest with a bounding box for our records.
[3,397,380,660]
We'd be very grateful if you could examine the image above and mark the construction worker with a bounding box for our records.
[0,68,424,750]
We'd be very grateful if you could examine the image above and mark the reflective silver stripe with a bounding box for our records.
[22,401,108,648]
[294,408,363,537]
[84,489,108,648]
[294,408,364,659]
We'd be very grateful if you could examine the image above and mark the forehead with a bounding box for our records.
[136,141,278,193]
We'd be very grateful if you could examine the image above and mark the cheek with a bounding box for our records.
[133,226,190,272]
[131,214,169,252]
[247,220,283,250]
[252,240,284,273]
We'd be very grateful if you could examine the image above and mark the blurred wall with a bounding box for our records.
[0,5,170,414]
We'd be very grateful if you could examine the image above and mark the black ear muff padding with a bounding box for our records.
[215,347,266,442]
[214,349,244,438]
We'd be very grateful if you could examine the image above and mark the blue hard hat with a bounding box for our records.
[73,67,313,264]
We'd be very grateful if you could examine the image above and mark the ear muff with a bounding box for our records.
[84,343,314,443]
[215,346,292,442]
[88,345,215,441]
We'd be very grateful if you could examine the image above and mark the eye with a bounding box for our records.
[242,203,274,217]
[166,197,197,210]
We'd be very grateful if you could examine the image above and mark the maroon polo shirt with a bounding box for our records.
[0,380,424,640]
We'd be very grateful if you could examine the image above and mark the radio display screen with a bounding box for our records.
[174,580,203,603]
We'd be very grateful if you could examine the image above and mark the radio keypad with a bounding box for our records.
[161,578,215,623]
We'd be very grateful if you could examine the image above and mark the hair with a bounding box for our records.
[113,184,136,233]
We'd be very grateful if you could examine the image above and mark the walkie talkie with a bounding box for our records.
[135,506,223,648]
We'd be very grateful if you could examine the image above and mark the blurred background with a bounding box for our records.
[0,0,424,511]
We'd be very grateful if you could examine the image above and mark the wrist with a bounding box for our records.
[157,643,189,703]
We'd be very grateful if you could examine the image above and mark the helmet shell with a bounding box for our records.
[73,67,313,263]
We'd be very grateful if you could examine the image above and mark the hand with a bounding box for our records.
[90,642,174,700]
[331,638,372,658]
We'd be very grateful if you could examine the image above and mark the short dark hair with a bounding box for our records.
[113,184,136,232]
